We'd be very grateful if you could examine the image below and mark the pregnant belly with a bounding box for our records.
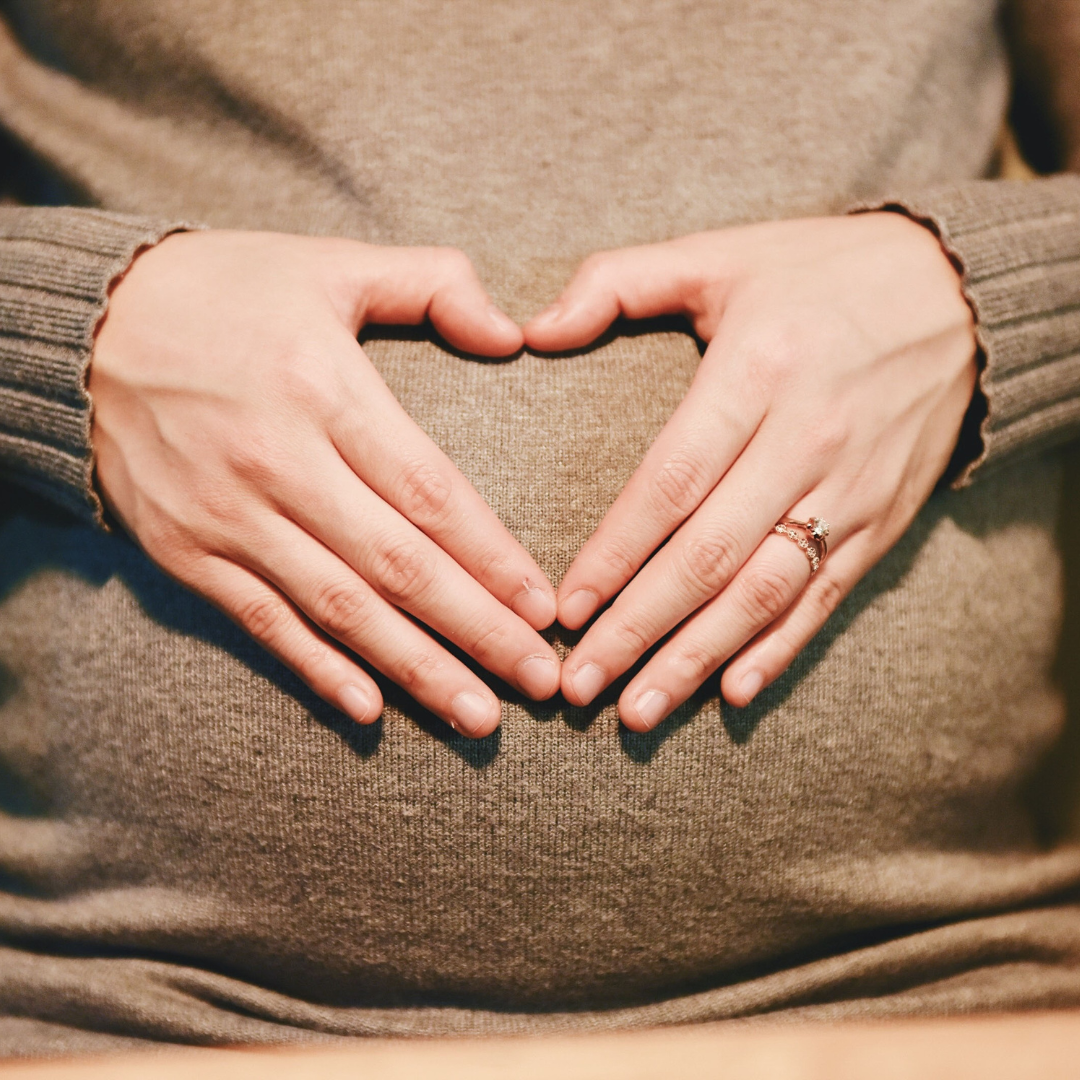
[0,329,1071,1012]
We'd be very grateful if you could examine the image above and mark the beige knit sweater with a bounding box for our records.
[3,0,1080,1059]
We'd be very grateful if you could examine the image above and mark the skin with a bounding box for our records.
[91,214,976,738]
[524,211,978,731]
[90,231,561,738]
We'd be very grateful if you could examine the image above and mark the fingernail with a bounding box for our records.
[632,689,670,730]
[450,691,498,736]
[529,302,563,328]
[488,304,517,333]
[568,662,606,706]
[560,588,599,629]
[737,670,764,704]
[512,580,557,628]
[517,655,560,699]
[339,683,376,724]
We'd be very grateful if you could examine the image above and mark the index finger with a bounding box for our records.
[521,242,754,629]
[341,244,525,357]
[328,331,558,630]
[555,339,763,629]
[523,241,719,352]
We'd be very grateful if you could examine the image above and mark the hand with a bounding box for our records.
[90,230,561,738]
[524,212,977,730]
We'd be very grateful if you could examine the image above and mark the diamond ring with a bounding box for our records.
[774,517,830,574]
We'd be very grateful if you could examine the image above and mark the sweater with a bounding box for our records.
[2,0,1080,1058]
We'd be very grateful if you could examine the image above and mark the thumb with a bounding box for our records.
[523,240,716,352]
[341,244,523,357]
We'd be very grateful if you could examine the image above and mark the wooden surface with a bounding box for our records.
[5,1011,1080,1080]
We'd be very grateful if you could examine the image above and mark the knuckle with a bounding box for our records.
[473,545,515,586]
[651,447,714,517]
[595,535,640,582]
[275,348,341,415]
[804,411,847,460]
[680,531,740,595]
[741,324,804,389]
[812,573,846,620]
[576,251,612,288]
[292,637,338,683]
[394,649,442,693]
[739,564,796,622]
[613,619,653,657]
[236,592,291,644]
[309,577,371,638]
[674,639,717,684]
[396,459,453,521]
[371,540,437,606]
[156,538,202,581]
[463,619,512,663]
[134,512,183,565]
[436,246,474,277]
[223,427,281,486]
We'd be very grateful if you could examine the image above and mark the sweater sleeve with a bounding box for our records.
[0,206,187,525]
[848,0,1080,487]
[861,176,1080,486]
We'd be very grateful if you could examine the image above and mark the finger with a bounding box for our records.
[271,444,559,699]
[187,554,384,725]
[720,536,868,708]
[560,421,815,706]
[347,245,523,357]
[619,531,813,731]
[235,518,506,737]
[555,341,763,629]
[326,337,557,629]
[523,241,724,352]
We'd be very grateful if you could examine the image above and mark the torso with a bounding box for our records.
[4,0,1080,1048]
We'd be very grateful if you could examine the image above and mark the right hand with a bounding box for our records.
[89,230,560,738]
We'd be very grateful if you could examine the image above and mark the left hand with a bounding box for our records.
[523,212,978,730]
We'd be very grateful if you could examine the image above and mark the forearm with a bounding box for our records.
[0,206,186,523]
[823,2,1080,485]
[856,176,1080,485]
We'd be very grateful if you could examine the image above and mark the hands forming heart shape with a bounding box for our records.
[89,215,977,739]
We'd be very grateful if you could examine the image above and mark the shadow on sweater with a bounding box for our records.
[0,483,511,766]
[1027,444,1080,842]
[0,455,1054,770]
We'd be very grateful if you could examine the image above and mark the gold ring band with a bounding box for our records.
[774,517,830,574]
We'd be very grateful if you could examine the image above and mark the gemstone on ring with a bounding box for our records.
[810,517,830,541]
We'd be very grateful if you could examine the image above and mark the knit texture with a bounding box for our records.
[1,0,1080,1059]
[876,176,1080,484]
[0,207,186,523]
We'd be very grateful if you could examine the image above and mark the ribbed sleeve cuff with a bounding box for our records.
[0,207,190,524]
[857,175,1080,486]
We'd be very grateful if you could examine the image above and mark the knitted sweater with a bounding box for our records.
[3,0,1080,1058]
